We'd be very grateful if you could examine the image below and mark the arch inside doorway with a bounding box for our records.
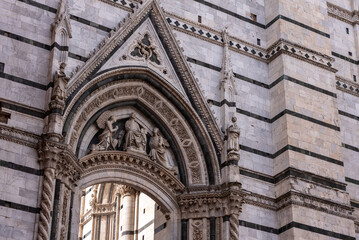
[70,159,183,240]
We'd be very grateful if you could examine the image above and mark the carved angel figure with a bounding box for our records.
[92,112,121,151]
[149,128,174,170]
[51,62,69,102]
[227,117,240,153]
[124,113,146,152]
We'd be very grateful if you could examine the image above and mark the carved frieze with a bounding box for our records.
[79,151,185,195]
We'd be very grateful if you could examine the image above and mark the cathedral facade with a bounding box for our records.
[0,0,358,239]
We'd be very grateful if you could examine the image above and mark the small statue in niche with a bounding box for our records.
[89,193,97,208]
[51,62,69,102]
[227,117,240,155]
[124,113,147,152]
[149,128,175,171]
[92,111,123,151]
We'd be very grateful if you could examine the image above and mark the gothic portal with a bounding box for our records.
[0,0,358,239]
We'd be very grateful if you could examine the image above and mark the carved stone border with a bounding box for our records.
[327,3,359,25]
[336,75,359,97]
[0,124,40,148]
[244,191,355,220]
[98,0,138,12]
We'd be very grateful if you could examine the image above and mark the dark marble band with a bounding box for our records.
[0,159,43,176]
[188,57,337,97]
[240,167,346,190]
[193,0,330,38]
[239,219,355,239]
[0,199,40,214]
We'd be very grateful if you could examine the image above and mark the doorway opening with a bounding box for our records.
[79,183,168,240]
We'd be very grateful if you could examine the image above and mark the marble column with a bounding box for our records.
[115,186,121,240]
[119,186,136,240]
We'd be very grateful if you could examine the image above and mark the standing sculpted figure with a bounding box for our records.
[149,128,174,171]
[124,113,147,152]
[227,117,240,153]
[52,62,69,102]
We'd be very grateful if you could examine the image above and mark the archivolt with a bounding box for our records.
[62,67,220,186]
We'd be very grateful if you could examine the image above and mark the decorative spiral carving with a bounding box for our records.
[37,168,55,240]
[229,214,239,240]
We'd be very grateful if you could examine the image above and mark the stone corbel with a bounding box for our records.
[178,184,244,239]
[177,183,245,219]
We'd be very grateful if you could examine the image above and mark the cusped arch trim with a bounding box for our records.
[62,67,220,185]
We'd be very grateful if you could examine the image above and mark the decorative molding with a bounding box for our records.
[79,151,185,195]
[98,0,139,12]
[0,124,40,148]
[244,191,355,220]
[327,3,359,25]
[92,202,116,216]
[336,75,359,97]
[177,183,245,219]
[267,39,336,72]
[165,14,336,72]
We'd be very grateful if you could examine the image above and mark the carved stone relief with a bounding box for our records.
[67,81,206,184]
[129,33,161,65]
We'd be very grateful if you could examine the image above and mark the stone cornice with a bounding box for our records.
[165,13,337,72]
[327,3,359,25]
[244,191,355,220]
[336,75,359,97]
[98,0,139,12]
[0,124,40,148]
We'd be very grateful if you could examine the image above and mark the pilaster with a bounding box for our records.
[266,0,356,239]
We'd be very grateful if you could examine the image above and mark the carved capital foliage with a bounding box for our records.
[79,151,185,195]
[37,137,82,185]
[118,185,137,196]
[177,183,245,219]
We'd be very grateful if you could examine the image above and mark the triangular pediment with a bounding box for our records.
[97,18,187,97]
[66,0,223,151]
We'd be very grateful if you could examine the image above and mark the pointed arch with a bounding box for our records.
[63,67,221,186]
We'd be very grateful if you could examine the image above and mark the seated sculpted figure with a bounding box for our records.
[149,128,175,171]
[124,113,146,152]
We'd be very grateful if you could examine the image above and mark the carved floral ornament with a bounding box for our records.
[65,79,211,185]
